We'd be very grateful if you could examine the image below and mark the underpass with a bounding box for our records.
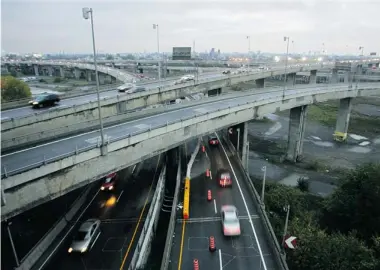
[37,155,163,270]
[169,136,278,270]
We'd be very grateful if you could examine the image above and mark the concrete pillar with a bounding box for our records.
[286,105,308,163]
[376,63,379,68]
[59,67,65,78]
[227,122,247,162]
[255,78,265,88]
[286,73,296,86]
[309,70,317,84]
[331,68,338,84]
[344,71,352,85]
[333,98,352,142]
[99,74,105,85]
[87,71,92,82]
[47,66,53,76]
[33,65,39,76]
[357,65,363,75]
[110,76,116,83]
[241,122,248,169]
[106,75,112,84]
[74,68,81,80]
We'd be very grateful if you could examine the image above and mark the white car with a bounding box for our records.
[221,205,241,236]
[117,83,135,92]
[68,219,101,253]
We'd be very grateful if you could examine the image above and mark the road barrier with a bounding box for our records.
[160,155,181,270]
[221,132,290,270]
[129,165,166,270]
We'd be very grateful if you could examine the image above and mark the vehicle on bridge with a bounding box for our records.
[29,93,60,108]
[100,172,118,191]
[174,75,195,85]
[117,83,135,93]
[221,205,241,236]
[208,135,219,146]
[217,169,232,187]
[68,219,101,254]
[222,69,231,74]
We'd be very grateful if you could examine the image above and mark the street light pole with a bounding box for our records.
[236,128,241,155]
[283,36,290,100]
[7,221,20,267]
[246,36,251,70]
[82,7,106,155]
[153,24,161,81]
[281,205,291,254]
[260,166,267,206]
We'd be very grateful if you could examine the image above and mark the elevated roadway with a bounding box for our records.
[38,156,163,270]
[169,136,277,270]
[2,82,380,220]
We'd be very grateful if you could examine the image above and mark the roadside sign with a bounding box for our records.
[284,235,297,249]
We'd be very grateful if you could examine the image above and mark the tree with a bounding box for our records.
[106,54,114,60]
[1,76,32,102]
[321,163,380,242]
[297,176,310,192]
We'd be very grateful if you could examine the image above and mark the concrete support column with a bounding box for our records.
[47,66,54,76]
[286,73,296,86]
[344,71,352,85]
[286,105,308,163]
[331,68,338,84]
[106,75,112,84]
[110,76,116,83]
[376,63,379,68]
[59,67,65,78]
[99,74,105,85]
[74,68,81,80]
[255,78,265,88]
[33,65,39,76]
[86,71,92,82]
[309,70,317,84]
[357,65,363,75]
[241,122,248,169]
[227,122,247,162]
[333,97,352,142]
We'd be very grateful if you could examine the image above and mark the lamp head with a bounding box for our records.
[82,7,91,19]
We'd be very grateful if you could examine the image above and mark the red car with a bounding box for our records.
[218,170,232,187]
[208,135,219,146]
[100,173,118,191]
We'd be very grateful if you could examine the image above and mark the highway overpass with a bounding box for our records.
[0,62,353,151]
[1,82,380,220]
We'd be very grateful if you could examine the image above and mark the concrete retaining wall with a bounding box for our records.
[15,187,92,270]
[2,85,379,219]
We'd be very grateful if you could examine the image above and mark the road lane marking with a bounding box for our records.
[132,165,136,173]
[216,133,268,270]
[117,190,124,203]
[38,188,100,270]
[119,155,161,270]
[177,220,186,270]
[219,249,223,270]
[210,170,213,180]
[90,231,101,250]
[213,199,217,214]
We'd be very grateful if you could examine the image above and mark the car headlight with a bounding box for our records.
[109,186,113,190]
[33,102,38,105]
[68,247,73,253]
[81,247,87,253]
[100,186,105,190]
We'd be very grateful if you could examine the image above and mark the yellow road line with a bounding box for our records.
[119,155,161,270]
[177,219,186,270]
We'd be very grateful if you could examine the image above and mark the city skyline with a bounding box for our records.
[1,0,380,55]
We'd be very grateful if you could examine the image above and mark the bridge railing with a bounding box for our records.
[2,83,379,180]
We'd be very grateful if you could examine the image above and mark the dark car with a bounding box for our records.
[208,135,219,146]
[217,169,232,187]
[133,86,146,93]
[29,93,60,108]
[222,70,231,74]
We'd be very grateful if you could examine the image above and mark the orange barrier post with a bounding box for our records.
[202,145,205,152]
[207,190,212,201]
[193,259,199,270]
[183,177,190,219]
[209,236,216,252]
[206,169,210,177]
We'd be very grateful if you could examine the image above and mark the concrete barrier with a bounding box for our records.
[15,186,92,270]
[221,133,289,270]
[160,155,181,270]
[128,165,166,270]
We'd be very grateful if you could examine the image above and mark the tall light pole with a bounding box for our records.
[283,36,290,100]
[281,205,291,254]
[7,221,19,267]
[82,7,106,155]
[153,24,161,81]
[246,36,251,70]
[260,166,267,206]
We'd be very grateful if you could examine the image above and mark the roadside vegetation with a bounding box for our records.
[252,163,380,270]
[1,76,32,102]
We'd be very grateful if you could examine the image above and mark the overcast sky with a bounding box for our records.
[1,0,379,55]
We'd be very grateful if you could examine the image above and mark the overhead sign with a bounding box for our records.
[284,235,297,249]
[370,52,376,56]
[172,47,192,60]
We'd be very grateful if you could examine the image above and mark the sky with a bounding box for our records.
[1,0,380,55]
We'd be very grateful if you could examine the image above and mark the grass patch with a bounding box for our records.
[307,103,338,126]
[349,116,380,135]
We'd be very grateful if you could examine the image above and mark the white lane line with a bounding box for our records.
[117,190,124,203]
[213,199,217,214]
[210,170,213,180]
[132,165,136,174]
[216,133,268,270]
[219,249,223,270]
[38,189,100,270]
[90,231,101,250]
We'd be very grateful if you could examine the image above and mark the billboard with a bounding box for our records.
[172,47,192,60]
[370,52,377,56]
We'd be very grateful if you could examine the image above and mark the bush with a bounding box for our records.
[53,77,62,83]
[297,177,310,192]
[1,76,32,102]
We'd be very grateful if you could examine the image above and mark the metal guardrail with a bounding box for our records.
[221,134,289,270]
[128,165,166,270]
[160,155,181,270]
[2,83,379,179]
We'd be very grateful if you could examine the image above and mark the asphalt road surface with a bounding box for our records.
[43,155,163,270]
[0,73,222,120]
[3,83,374,176]
[169,136,278,270]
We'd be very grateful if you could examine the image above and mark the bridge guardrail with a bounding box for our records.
[0,63,331,122]
[221,133,289,270]
[128,165,166,270]
[2,83,379,179]
[160,155,181,270]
